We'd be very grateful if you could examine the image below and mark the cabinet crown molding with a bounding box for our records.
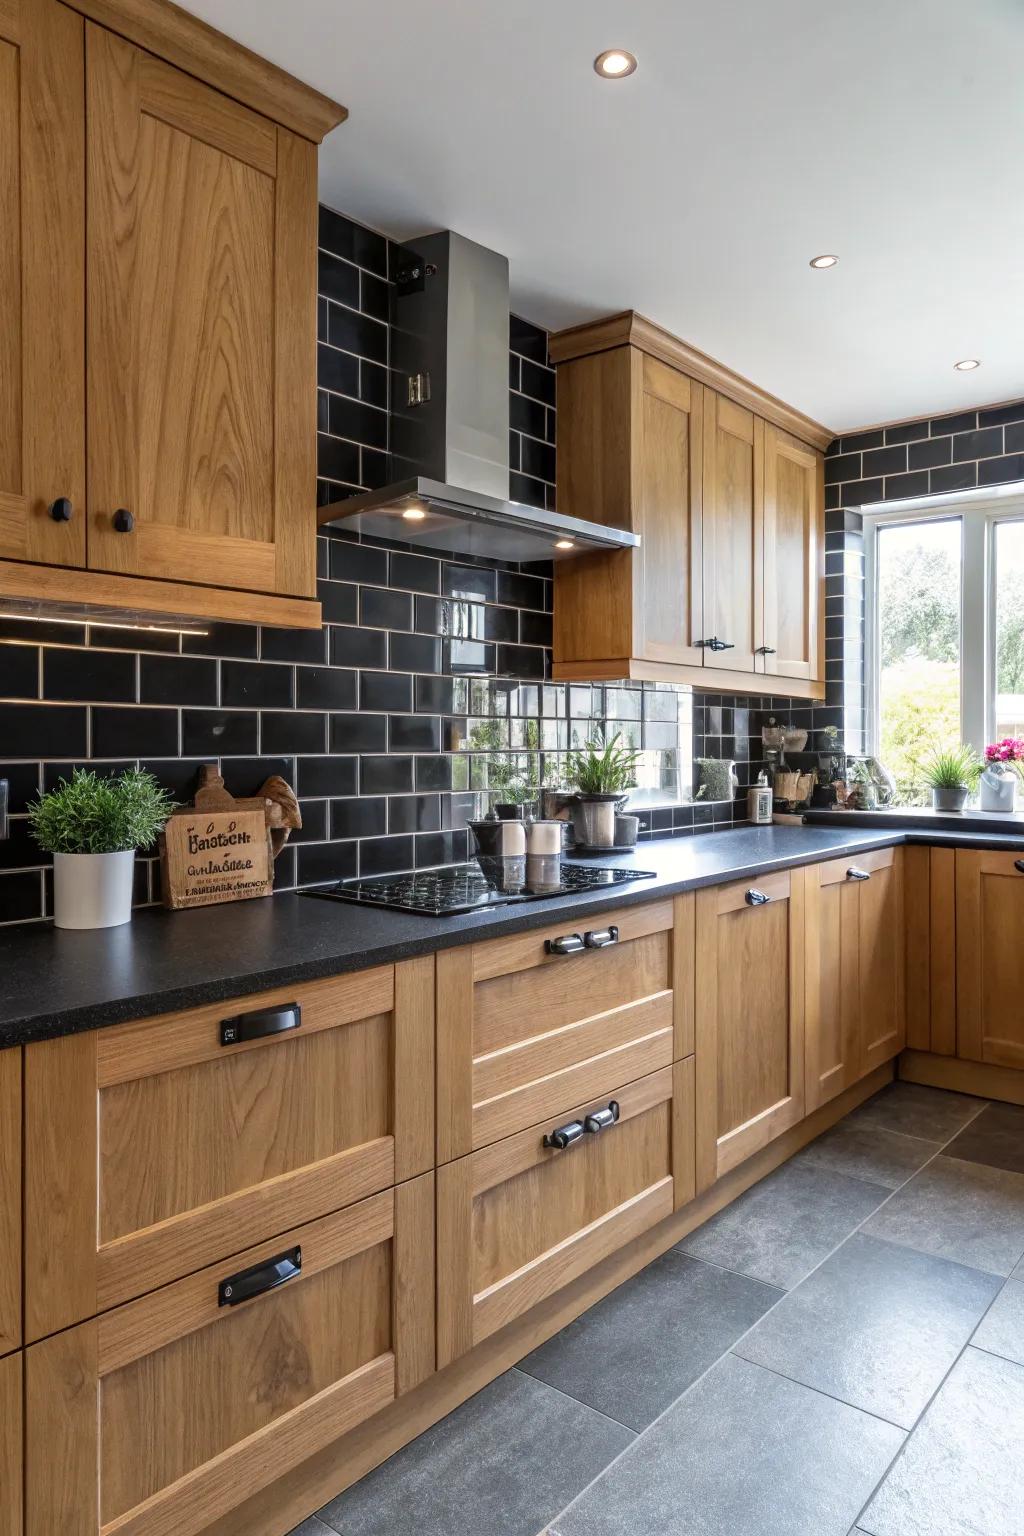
[549,310,835,454]
[61,0,347,141]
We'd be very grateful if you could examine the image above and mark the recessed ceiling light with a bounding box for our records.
[953,358,981,371]
[594,49,637,78]
[554,539,575,550]
[402,505,427,520]
[809,254,839,269]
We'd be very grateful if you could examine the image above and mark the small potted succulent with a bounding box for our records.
[566,732,642,847]
[919,744,982,813]
[28,768,176,929]
[979,737,1024,813]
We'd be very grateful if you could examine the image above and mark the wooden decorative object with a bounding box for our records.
[159,766,274,910]
[259,774,302,858]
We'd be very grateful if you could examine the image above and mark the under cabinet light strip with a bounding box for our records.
[0,613,208,637]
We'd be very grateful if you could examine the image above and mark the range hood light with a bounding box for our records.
[554,539,575,550]
[402,505,427,520]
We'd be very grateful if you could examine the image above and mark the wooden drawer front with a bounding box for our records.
[0,1047,21,1354]
[438,1060,695,1366]
[438,896,694,1160]
[956,849,1024,1068]
[26,1178,434,1536]
[1,1350,21,1536]
[815,845,895,886]
[25,958,434,1340]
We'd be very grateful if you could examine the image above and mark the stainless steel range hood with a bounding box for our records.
[316,230,638,563]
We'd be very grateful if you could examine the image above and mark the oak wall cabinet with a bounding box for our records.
[804,848,905,1113]
[694,868,806,1189]
[550,311,829,697]
[0,0,345,631]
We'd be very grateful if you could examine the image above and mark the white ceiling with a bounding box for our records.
[181,0,1024,434]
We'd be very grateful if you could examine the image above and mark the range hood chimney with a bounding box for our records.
[316,230,637,564]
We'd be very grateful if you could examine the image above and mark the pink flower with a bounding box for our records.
[985,737,1024,763]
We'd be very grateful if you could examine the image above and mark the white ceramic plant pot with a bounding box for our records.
[53,849,135,930]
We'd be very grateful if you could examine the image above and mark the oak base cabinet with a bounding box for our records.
[24,959,435,1340]
[25,1179,434,1536]
[695,869,806,1190]
[437,1060,695,1367]
[956,849,1024,1068]
[1,1351,21,1536]
[805,848,906,1112]
[0,1046,20,1355]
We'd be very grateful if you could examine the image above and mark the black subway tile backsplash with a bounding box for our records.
[222,660,294,709]
[2,645,40,700]
[44,647,133,703]
[140,655,218,707]
[92,706,178,758]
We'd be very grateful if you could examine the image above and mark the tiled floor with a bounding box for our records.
[289,1083,1024,1536]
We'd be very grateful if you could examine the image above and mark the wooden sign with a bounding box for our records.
[160,768,274,910]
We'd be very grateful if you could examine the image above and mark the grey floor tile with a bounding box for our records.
[944,1101,1024,1176]
[972,1278,1024,1365]
[847,1081,986,1142]
[318,1368,632,1536]
[735,1232,1001,1428]
[860,1347,1024,1536]
[288,1521,335,1536]
[863,1155,1024,1276]
[794,1119,941,1190]
[519,1251,782,1431]
[550,1353,904,1536]
[678,1161,888,1289]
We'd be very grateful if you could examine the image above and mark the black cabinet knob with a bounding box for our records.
[49,497,73,522]
[112,508,135,533]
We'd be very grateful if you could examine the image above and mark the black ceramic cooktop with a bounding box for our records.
[304,859,657,917]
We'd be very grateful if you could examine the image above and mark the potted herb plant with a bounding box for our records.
[566,732,642,847]
[28,768,176,929]
[919,744,982,813]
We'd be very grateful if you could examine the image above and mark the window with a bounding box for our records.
[865,489,1024,801]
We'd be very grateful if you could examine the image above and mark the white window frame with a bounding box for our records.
[863,482,1024,757]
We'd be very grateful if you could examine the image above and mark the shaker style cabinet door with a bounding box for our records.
[695,868,805,1189]
[760,424,823,682]
[0,0,86,567]
[84,23,317,598]
[633,355,705,667]
[956,849,1024,1068]
[0,1046,21,1356]
[701,390,762,674]
[1,1350,22,1536]
[804,849,905,1112]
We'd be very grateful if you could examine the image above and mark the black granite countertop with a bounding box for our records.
[3,822,1023,1049]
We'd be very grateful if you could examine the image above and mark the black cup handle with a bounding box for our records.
[546,933,585,956]
[583,1100,621,1134]
[218,1246,301,1307]
[543,1119,585,1150]
[745,888,770,906]
[220,1002,301,1046]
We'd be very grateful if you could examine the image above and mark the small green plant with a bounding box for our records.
[566,732,643,796]
[28,768,176,855]
[917,743,982,792]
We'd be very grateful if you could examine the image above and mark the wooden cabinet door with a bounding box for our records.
[701,390,762,673]
[26,1181,434,1536]
[761,425,823,681]
[84,23,316,598]
[695,869,805,1189]
[1,1350,21,1536]
[0,1047,20,1355]
[25,960,434,1340]
[437,1061,694,1366]
[956,850,1024,1067]
[805,849,905,1111]
[437,896,693,1161]
[858,848,906,1073]
[805,860,861,1112]
[0,0,85,567]
[633,355,705,666]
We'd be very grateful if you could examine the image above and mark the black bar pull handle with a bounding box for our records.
[847,866,871,881]
[219,1245,301,1307]
[220,1002,301,1047]
[584,926,619,949]
[543,1119,585,1150]
[745,888,770,906]
[545,933,585,956]
[583,1100,621,1135]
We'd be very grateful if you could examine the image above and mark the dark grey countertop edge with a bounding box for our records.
[2,823,1022,1050]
